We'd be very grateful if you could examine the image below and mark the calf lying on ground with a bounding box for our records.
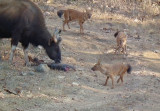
[91,60,132,89]
[114,31,127,54]
[57,9,92,34]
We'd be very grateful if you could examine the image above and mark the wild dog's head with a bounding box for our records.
[91,59,102,71]
[85,9,92,19]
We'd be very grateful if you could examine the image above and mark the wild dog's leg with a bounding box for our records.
[117,76,121,83]
[121,47,125,54]
[119,70,126,85]
[104,76,109,86]
[79,22,82,33]
[124,44,127,55]
[81,23,84,34]
[122,41,127,55]
[115,39,120,54]
[120,75,124,85]
[117,75,124,86]
[63,11,69,31]
[79,21,84,34]
[115,46,120,54]
[67,21,70,29]
[110,75,114,89]
[63,20,67,31]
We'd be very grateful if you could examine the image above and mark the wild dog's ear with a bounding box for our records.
[97,59,101,64]
[85,9,88,12]
[116,29,119,32]
[86,7,92,13]
[86,7,92,11]
[85,8,92,19]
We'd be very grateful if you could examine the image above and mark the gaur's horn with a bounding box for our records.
[54,27,62,44]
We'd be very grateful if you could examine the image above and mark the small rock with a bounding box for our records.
[20,71,35,76]
[28,71,35,75]
[38,46,43,49]
[20,72,27,76]
[44,11,51,16]
[48,6,54,12]
[134,18,140,23]
[154,50,160,53]
[58,75,65,79]
[91,44,97,49]
[15,87,22,95]
[35,64,50,73]
[72,82,79,86]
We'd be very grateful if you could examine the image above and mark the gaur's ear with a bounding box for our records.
[48,36,56,46]
[48,35,62,45]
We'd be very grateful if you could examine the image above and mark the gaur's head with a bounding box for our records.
[46,28,62,63]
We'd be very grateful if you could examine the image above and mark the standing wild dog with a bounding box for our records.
[91,60,132,89]
[114,31,127,54]
[57,9,92,34]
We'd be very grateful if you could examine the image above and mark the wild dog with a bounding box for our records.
[114,31,127,54]
[91,60,132,89]
[57,9,92,34]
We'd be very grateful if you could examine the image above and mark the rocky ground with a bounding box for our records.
[0,1,160,111]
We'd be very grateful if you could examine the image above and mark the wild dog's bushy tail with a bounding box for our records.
[127,64,132,74]
[57,10,64,18]
[114,31,119,38]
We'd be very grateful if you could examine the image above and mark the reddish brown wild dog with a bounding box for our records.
[114,31,127,54]
[91,60,132,89]
[57,9,92,34]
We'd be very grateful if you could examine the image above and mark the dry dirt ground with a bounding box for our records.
[0,2,160,111]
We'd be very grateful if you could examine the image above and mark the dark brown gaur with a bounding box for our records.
[0,0,62,66]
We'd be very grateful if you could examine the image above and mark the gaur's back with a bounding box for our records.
[0,0,44,38]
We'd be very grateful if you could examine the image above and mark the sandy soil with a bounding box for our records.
[0,2,160,111]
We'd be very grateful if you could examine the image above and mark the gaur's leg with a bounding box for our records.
[22,42,30,66]
[9,37,19,64]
